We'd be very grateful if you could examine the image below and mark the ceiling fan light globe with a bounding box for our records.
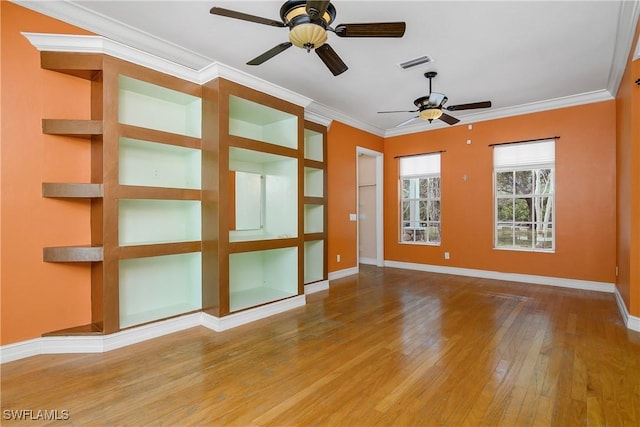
[420,108,443,121]
[289,22,328,49]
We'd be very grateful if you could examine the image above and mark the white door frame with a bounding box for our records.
[356,146,384,267]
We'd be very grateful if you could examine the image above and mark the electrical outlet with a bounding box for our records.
[444,252,450,260]
[337,254,341,262]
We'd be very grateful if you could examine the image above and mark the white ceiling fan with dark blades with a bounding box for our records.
[379,72,492,127]
[210,1,406,76]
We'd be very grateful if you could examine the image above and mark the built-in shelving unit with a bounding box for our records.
[39,47,320,337]
[39,51,108,334]
[40,51,204,334]
[302,122,328,287]
[202,79,305,317]
[116,73,203,329]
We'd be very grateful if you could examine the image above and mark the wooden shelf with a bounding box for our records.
[304,196,325,205]
[228,136,299,159]
[42,183,103,198]
[117,185,201,201]
[304,232,325,241]
[119,124,201,149]
[229,238,299,254]
[304,159,324,169]
[42,119,102,137]
[118,241,201,260]
[43,246,103,262]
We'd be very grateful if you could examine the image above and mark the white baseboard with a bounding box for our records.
[614,287,640,332]
[0,313,202,364]
[201,295,306,332]
[0,297,306,364]
[384,260,615,293]
[305,280,329,294]
[328,266,359,281]
[359,257,377,266]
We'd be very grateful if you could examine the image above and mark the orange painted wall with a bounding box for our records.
[1,3,94,344]
[327,121,383,273]
[384,101,617,284]
[615,19,640,317]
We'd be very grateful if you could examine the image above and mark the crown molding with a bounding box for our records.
[211,62,312,107]
[608,0,640,94]
[304,110,334,128]
[22,32,203,83]
[306,101,385,137]
[21,32,312,108]
[383,89,614,138]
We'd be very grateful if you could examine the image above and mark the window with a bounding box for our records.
[494,140,555,251]
[399,153,441,244]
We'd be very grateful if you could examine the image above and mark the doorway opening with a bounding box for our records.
[356,147,383,267]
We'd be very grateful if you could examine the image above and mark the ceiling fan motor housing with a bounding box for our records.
[280,0,336,51]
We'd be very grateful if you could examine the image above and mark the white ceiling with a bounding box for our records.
[15,1,640,136]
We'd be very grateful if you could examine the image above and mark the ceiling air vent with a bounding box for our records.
[399,55,433,70]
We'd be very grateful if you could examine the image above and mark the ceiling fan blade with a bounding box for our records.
[247,42,293,65]
[334,22,406,37]
[439,112,460,125]
[306,1,330,20]
[316,44,348,76]
[210,7,285,27]
[446,101,492,111]
[378,109,419,114]
[395,116,420,127]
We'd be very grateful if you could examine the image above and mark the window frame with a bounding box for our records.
[493,143,555,253]
[398,154,441,246]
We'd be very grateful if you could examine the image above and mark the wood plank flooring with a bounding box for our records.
[2,266,639,426]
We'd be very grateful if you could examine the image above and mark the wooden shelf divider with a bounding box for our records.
[117,241,202,260]
[117,185,201,201]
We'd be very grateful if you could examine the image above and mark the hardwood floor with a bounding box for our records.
[2,266,639,426]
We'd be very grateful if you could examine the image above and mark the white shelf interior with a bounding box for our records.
[119,252,202,328]
[304,240,324,284]
[229,247,298,312]
[304,204,324,234]
[228,95,298,149]
[119,137,201,189]
[119,199,201,246]
[118,75,201,138]
[304,167,324,197]
[304,128,323,161]
[229,147,297,242]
